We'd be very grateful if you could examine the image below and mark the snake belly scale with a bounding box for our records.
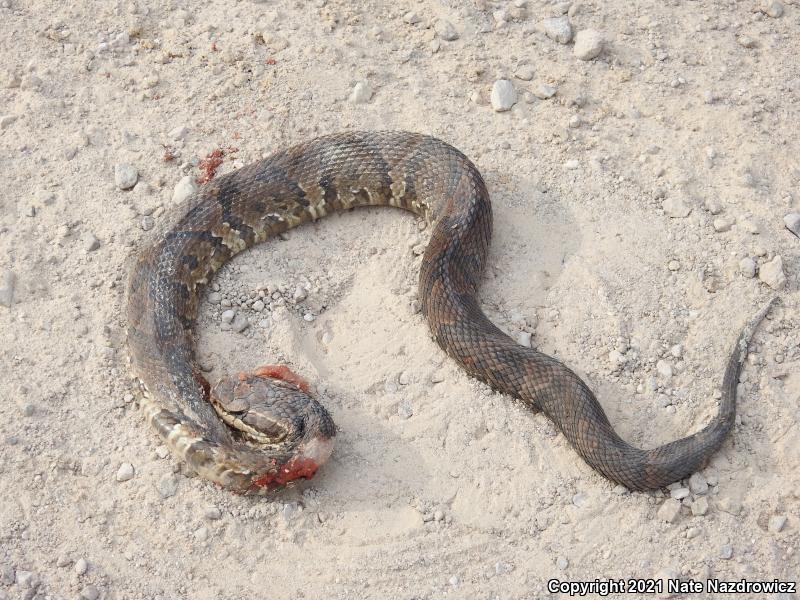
[126,131,773,493]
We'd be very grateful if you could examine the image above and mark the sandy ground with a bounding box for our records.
[1,0,799,598]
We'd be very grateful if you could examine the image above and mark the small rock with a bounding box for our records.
[760,0,784,17]
[768,515,787,533]
[670,487,690,500]
[738,257,757,278]
[688,473,708,495]
[208,292,222,304]
[573,29,603,60]
[0,114,17,129]
[449,575,460,587]
[81,585,100,600]
[83,232,101,252]
[719,544,733,560]
[738,35,757,49]
[0,565,14,585]
[16,571,37,589]
[704,198,722,214]
[403,11,421,25]
[713,217,733,232]
[172,175,198,204]
[232,315,250,332]
[656,360,673,379]
[435,20,459,41]
[663,197,691,218]
[533,83,557,99]
[349,81,373,103]
[204,506,222,520]
[74,558,88,576]
[252,300,265,312]
[0,270,16,308]
[564,159,580,170]
[542,17,572,44]
[194,526,209,542]
[657,498,681,523]
[717,495,740,515]
[514,65,534,81]
[116,463,135,482]
[221,309,236,323]
[490,79,517,112]
[168,125,189,140]
[758,255,786,290]
[556,557,569,570]
[670,344,683,359]
[282,502,300,520]
[292,286,307,302]
[157,474,178,498]
[398,401,413,419]
[114,163,138,190]
[686,526,701,539]
[784,213,800,238]
[517,331,532,347]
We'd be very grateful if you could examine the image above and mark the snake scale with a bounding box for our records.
[127,131,774,493]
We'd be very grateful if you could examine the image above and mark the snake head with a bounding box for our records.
[210,365,336,489]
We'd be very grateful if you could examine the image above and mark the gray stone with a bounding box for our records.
[157,475,178,498]
[490,79,517,112]
[533,84,557,99]
[172,175,198,204]
[688,473,708,495]
[221,309,236,323]
[656,360,673,379]
[435,20,459,41]
[168,125,189,140]
[657,498,681,523]
[83,232,101,252]
[573,29,603,60]
[760,0,784,17]
[784,213,800,238]
[403,11,421,25]
[719,544,733,560]
[15,570,37,589]
[0,114,17,129]
[232,314,250,332]
[556,556,569,570]
[114,163,138,190]
[204,506,222,520]
[713,217,733,232]
[349,81,373,103]
[739,257,757,278]
[663,197,691,218]
[514,65,535,81]
[670,487,690,500]
[81,585,100,600]
[0,270,16,308]
[768,515,787,533]
[74,558,88,576]
[758,255,786,290]
[542,17,572,44]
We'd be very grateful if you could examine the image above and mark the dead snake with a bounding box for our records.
[126,131,774,493]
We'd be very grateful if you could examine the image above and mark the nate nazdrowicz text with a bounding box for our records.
[548,578,796,596]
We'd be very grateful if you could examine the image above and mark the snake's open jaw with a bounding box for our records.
[250,435,335,490]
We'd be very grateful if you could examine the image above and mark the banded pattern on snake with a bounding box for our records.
[126,131,773,493]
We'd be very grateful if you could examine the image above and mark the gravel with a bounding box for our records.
[713,217,733,232]
[739,257,757,278]
[691,496,709,516]
[74,558,88,575]
[542,17,572,44]
[221,309,236,323]
[758,255,786,289]
[114,163,138,190]
[116,463,135,482]
[719,544,733,560]
[662,197,691,218]
[688,473,708,495]
[157,475,178,498]
[83,232,101,252]
[784,213,800,238]
[514,65,534,81]
[172,175,198,204]
[0,269,16,307]
[349,81,373,103]
[490,79,517,112]
[768,515,787,533]
[573,29,603,60]
[657,498,681,523]
[434,20,459,41]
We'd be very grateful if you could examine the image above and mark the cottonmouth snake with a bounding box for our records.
[127,131,774,493]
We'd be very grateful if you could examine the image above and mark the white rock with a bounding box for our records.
[542,17,572,44]
[172,175,198,204]
[114,163,138,190]
[719,544,733,560]
[514,65,534,81]
[83,232,101,252]
[403,11,421,24]
[517,331,532,347]
[760,0,784,17]
[157,475,178,498]
[713,217,733,232]
[74,558,88,576]
[573,29,603,60]
[490,79,517,112]
[533,83,557,99]
[221,309,236,323]
[435,20,459,41]
[349,81,373,103]
[657,499,681,523]
[784,213,800,238]
[691,496,709,516]
[662,197,691,218]
[168,125,189,140]
[0,114,17,129]
[564,159,580,170]
[116,463,135,482]
[656,360,673,379]
[758,255,786,290]
[688,472,708,495]
[739,257,756,278]
[670,487,690,500]
[768,515,787,533]
[0,270,16,308]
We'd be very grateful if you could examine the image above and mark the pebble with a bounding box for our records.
[670,344,683,359]
[15,571,37,588]
[208,292,222,304]
[533,83,557,99]
[74,558,88,576]
[738,257,757,278]
[713,217,733,232]
[758,255,786,290]
[83,232,101,252]
[719,544,733,560]
[0,269,16,308]
[517,331,532,347]
[116,463,135,482]
[434,20,459,41]
[662,197,691,218]
[349,81,373,103]
[768,515,787,533]
[194,526,209,542]
[670,487,690,500]
[573,29,603,60]
[204,506,222,520]
[398,401,413,419]
[657,498,681,523]
[0,565,14,585]
[157,474,178,498]
[449,575,460,587]
[221,309,236,323]
[168,125,189,140]
[293,286,307,302]
[688,473,708,495]
[514,65,534,81]
[172,175,198,204]
[81,585,100,600]
[691,496,709,516]
[490,79,517,112]
[252,300,265,312]
[686,526,701,539]
[760,0,784,17]
[542,17,572,44]
[114,163,138,190]
[737,35,757,49]
[403,11,421,25]
[656,360,673,379]
[564,159,580,170]
[0,114,17,129]
[784,213,800,238]
[232,315,250,332]
[556,557,569,570]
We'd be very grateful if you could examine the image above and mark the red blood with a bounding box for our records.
[251,456,320,489]
[252,364,310,392]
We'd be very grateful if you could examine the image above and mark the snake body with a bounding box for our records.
[127,131,772,492]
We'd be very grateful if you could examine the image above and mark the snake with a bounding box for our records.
[126,131,775,493]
